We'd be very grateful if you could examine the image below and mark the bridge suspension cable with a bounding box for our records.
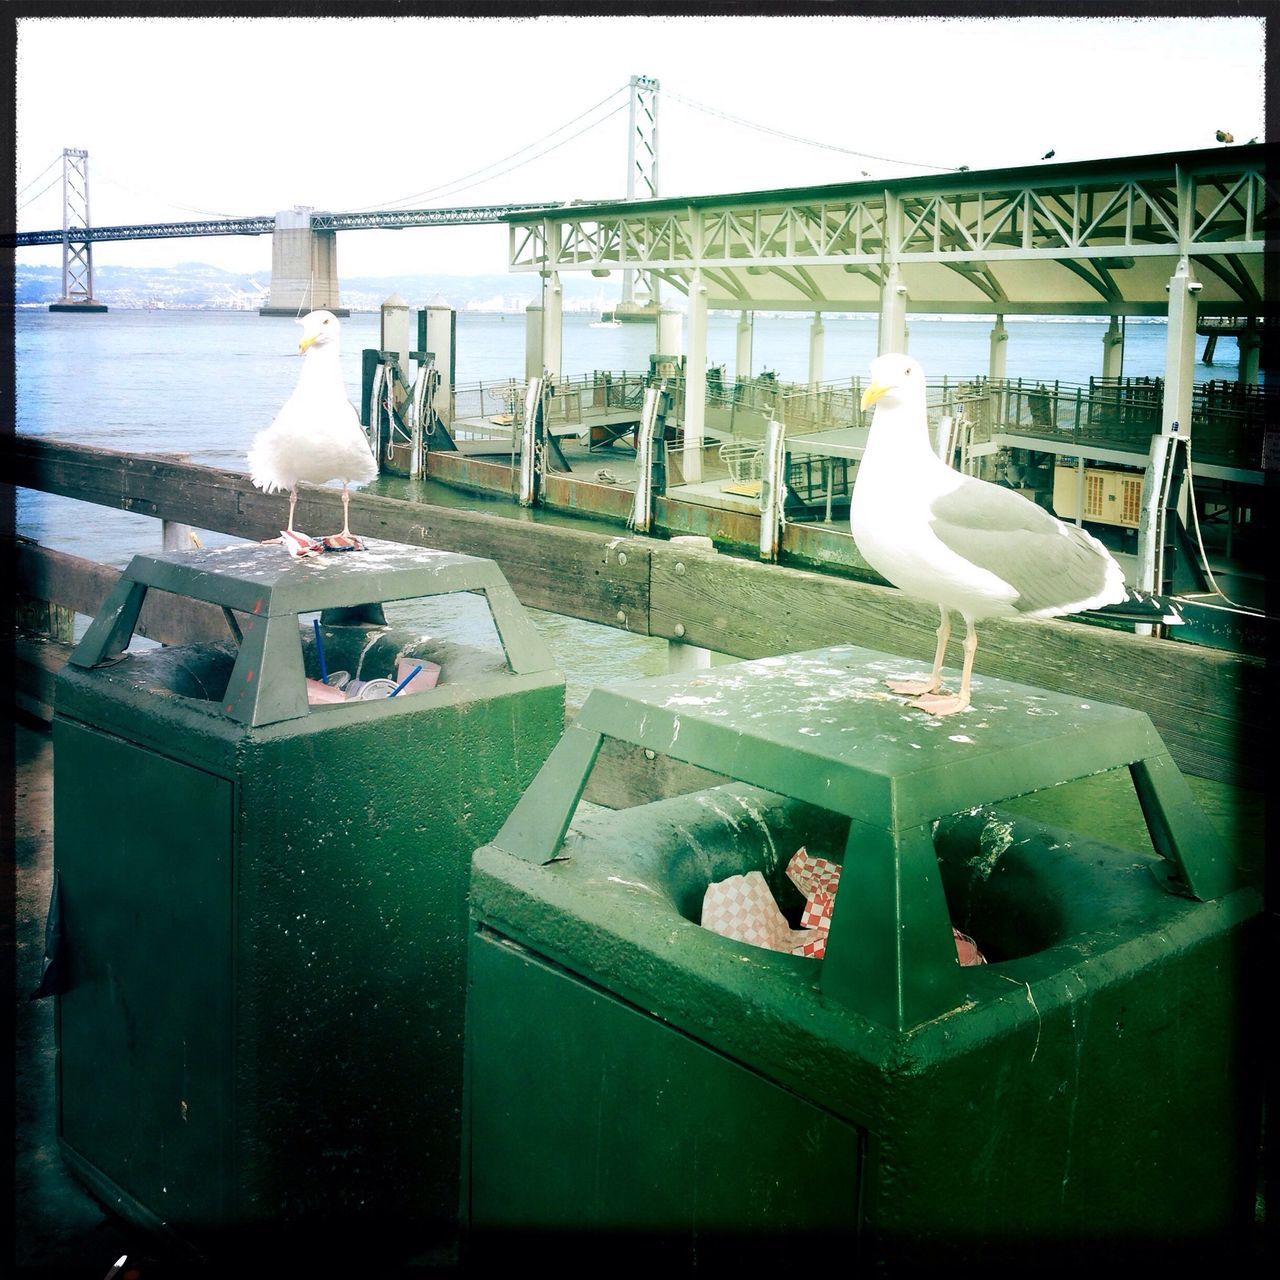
[17,172,65,213]
[664,88,955,172]
[341,82,631,212]
[411,101,630,207]
[17,154,64,199]
[94,168,240,220]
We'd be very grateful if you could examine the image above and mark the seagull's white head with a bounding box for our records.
[861,353,926,413]
[297,309,340,354]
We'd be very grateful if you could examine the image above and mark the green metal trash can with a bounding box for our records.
[464,645,1261,1268]
[52,539,564,1259]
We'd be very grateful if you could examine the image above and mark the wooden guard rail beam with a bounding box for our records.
[8,435,1263,789]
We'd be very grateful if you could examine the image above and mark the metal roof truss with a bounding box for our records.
[508,151,1275,317]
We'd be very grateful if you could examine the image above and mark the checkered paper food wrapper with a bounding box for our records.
[700,848,986,965]
[787,847,841,932]
[700,872,827,958]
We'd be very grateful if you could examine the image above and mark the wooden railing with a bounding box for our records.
[8,435,1264,788]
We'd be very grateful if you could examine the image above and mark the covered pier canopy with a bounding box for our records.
[504,144,1272,318]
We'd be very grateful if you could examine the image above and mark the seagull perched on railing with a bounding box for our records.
[248,309,377,550]
[850,352,1130,716]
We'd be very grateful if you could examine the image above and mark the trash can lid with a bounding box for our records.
[575,646,1163,830]
[118,539,504,617]
[69,539,557,727]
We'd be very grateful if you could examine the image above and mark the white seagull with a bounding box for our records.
[248,309,377,546]
[851,352,1126,716]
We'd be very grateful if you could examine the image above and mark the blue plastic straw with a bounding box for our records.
[388,664,422,697]
[313,619,329,684]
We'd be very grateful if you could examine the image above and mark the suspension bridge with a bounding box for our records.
[10,73,966,316]
[11,76,669,315]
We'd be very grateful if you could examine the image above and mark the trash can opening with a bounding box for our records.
[101,639,241,705]
[932,806,1164,963]
[658,789,852,931]
[298,596,513,704]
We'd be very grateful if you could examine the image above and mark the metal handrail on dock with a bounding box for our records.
[443,366,1270,481]
[985,376,1272,471]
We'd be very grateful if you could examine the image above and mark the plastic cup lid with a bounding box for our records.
[355,678,398,700]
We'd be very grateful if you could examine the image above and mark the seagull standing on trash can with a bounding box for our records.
[249,309,377,551]
[849,352,1128,715]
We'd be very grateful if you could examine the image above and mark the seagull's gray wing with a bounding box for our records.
[929,478,1118,614]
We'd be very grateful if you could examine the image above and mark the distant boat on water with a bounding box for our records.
[590,310,622,329]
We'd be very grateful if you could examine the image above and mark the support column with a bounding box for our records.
[1102,316,1124,379]
[1136,256,1199,610]
[525,302,544,382]
[542,272,563,386]
[681,271,709,485]
[657,306,683,360]
[877,192,907,355]
[736,310,753,379]
[379,294,413,474]
[309,229,341,312]
[162,520,195,552]
[422,301,456,423]
[1162,258,1199,437]
[50,148,107,313]
[987,315,1008,431]
[878,263,908,355]
[808,312,825,388]
[261,207,346,316]
[380,293,411,370]
[1238,319,1261,384]
[988,315,1008,381]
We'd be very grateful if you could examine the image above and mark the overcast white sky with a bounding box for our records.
[14,13,1268,279]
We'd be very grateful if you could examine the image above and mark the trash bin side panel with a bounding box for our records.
[54,719,234,1230]
[872,911,1262,1256]
[466,930,864,1247]
[54,663,242,777]
[230,682,564,1227]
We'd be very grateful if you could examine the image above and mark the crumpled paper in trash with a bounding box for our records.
[701,847,986,965]
[700,871,826,958]
[787,847,842,935]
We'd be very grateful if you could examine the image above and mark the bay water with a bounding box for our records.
[14,306,1213,563]
[13,307,1261,859]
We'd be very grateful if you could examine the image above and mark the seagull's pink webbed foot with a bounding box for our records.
[909,690,971,716]
[319,484,365,550]
[885,676,943,697]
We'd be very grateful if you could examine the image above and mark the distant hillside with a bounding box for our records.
[13,262,621,313]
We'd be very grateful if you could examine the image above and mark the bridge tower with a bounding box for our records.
[49,148,107,313]
[260,207,347,317]
[618,75,660,323]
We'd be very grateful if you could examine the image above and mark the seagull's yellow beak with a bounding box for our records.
[298,334,317,354]
[861,381,890,411]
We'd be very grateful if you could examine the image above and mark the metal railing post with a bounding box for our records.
[758,417,787,562]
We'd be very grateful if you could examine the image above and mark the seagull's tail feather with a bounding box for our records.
[1081,587,1185,626]
[247,439,287,494]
